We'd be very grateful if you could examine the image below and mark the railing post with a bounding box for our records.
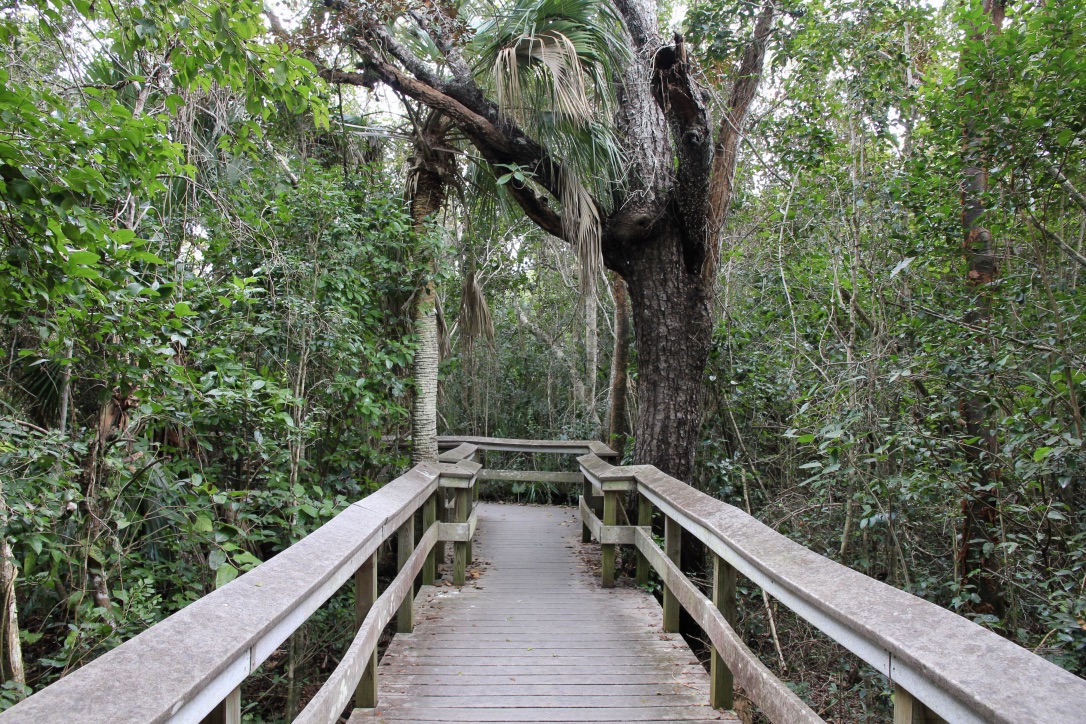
[663,514,681,633]
[397,514,415,633]
[355,551,378,708]
[472,449,482,503]
[200,685,240,724]
[453,485,470,585]
[601,489,618,587]
[894,684,945,723]
[581,478,593,543]
[635,493,652,586]
[466,478,475,568]
[710,553,737,710]
[422,491,437,584]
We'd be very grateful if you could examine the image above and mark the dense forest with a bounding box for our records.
[1,0,1085,720]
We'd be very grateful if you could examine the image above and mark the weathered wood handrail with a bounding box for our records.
[3,459,481,724]
[10,435,1082,723]
[438,435,617,458]
[577,451,1086,724]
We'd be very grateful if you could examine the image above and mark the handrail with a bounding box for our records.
[3,460,480,723]
[438,435,617,458]
[577,451,1086,724]
[11,435,1081,723]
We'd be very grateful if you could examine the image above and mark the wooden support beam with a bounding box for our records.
[895,684,946,723]
[453,487,470,585]
[601,490,618,588]
[397,516,414,633]
[636,493,652,586]
[422,492,437,584]
[199,686,240,724]
[663,515,681,633]
[354,552,378,708]
[710,553,738,710]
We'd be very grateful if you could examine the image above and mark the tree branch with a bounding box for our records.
[653,33,714,271]
[704,2,776,279]
[1029,214,1086,270]
[1041,157,1086,213]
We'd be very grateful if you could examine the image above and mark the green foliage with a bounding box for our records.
[0,0,431,715]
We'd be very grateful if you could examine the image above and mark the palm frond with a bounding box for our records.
[560,166,600,293]
[494,31,593,126]
[459,269,495,349]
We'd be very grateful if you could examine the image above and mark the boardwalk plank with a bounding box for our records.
[360,504,733,722]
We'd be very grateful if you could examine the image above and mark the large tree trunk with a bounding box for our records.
[958,0,1005,618]
[609,226,713,481]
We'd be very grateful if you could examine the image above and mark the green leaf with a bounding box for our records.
[131,250,167,264]
[1033,447,1054,462]
[215,563,238,588]
[173,302,197,317]
[208,549,227,570]
[68,250,100,265]
[194,515,214,533]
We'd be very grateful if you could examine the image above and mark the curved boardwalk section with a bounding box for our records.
[353,503,732,723]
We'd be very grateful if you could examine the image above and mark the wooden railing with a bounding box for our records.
[7,436,1085,723]
[575,451,1086,724]
[2,446,488,724]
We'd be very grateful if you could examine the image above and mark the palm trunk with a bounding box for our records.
[409,113,452,464]
[411,290,440,463]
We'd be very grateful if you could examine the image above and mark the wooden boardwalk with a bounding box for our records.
[352,503,733,723]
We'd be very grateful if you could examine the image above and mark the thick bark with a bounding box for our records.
[605,222,713,481]
[958,0,1005,618]
[605,273,632,460]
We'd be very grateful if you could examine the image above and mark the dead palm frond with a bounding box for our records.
[494,30,593,126]
[459,268,495,349]
[474,0,628,287]
[560,166,600,293]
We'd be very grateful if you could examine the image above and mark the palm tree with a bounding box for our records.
[407,110,457,464]
[303,0,776,479]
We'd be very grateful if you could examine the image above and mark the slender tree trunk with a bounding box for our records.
[606,273,632,460]
[286,629,301,720]
[0,529,25,687]
[958,0,1006,618]
[584,288,600,430]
